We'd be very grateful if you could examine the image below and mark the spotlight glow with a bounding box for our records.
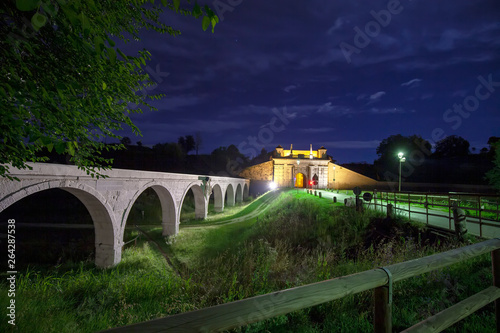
[269,182,277,190]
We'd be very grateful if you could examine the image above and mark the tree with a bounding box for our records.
[120,137,132,146]
[375,134,431,163]
[152,142,185,170]
[486,142,500,191]
[195,131,202,156]
[374,134,432,181]
[488,137,500,149]
[210,145,248,175]
[433,135,470,158]
[178,135,195,154]
[1,0,218,179]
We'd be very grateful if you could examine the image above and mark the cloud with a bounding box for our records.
[370,91,386,100]
[427,29,464,51]
[300,127,334,133]
[401,78,422,88]
[323,140,381,149]
[316,103,355,116]
[160,94,203,111]
[283,84,299,93]
[317,102,335,113]
[365,91,386,105]
[326,17,348,34]
[369,107,406,114]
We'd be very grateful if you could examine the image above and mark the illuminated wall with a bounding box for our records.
[282,150,319,158]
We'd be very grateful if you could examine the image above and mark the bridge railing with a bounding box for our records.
[371,190,500,238]
[103,238,500,333]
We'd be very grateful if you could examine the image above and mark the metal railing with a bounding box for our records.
[103,239,500,333]
[371,190,500,238]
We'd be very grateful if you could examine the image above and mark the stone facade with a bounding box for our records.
[273,158,329,188]
[239,160,273,181]
[240,145,379,190]
[328,163,378,190]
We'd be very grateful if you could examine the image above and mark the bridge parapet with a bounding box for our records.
[0,163,249,268]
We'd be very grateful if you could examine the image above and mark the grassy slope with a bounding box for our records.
[0,190,495,332]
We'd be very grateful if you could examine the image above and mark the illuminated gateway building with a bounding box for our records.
[240,145,377,189]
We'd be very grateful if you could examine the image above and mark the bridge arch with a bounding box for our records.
[180,183,207,221]
[124,183,177,236]
[243,183,249,200]
[0,181,118,268]
[211,184,224,213]
[225,184,235,207]
[235,183,243,203]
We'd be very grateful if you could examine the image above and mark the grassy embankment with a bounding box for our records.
[0,190,495,332]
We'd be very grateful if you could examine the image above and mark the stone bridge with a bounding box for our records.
[0,163,249,268]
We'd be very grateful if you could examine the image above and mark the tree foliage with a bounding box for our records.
[486,142,500,191]
[433,135,470,158]
[0,0,218,178]
[375,134,431,164]
[194,131,202,156]
[374,134,431,181]
[211,145,248,175]
[178,135,195,154]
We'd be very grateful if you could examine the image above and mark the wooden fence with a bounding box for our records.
[371,190,500,238]
[103,238,500,333]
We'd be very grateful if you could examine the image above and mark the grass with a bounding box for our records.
[0,189,496,332]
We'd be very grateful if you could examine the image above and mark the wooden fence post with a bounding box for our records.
[387,204,393,219]
[492,249,500,332]
[452,202,467,241]
[374,267,392,333]
[374,287,392,333]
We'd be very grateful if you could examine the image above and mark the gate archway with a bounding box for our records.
[295,173,305,188]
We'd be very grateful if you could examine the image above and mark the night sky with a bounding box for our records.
[118,0,500,164]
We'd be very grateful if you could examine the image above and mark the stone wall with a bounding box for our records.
[239,161,273,181]
[329,163,378,190]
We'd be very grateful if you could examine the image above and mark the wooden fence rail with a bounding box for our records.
[102,238,500,333]
[372,190,500,238]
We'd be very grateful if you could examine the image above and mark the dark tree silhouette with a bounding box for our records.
[374,134,432,182]
[120,137,132,146]
[433,135,470,158]
[195,132,203,156]
[486,142,500,191]
[178,135,195,154]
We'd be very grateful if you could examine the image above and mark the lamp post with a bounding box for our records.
[398,152,406,192]
[333,166,336,190]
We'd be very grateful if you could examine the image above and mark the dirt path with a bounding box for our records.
[180,190,281,229]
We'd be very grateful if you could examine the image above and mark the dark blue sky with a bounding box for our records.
[118,0,500,164]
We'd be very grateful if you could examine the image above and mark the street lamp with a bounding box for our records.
[332,166,336,190]
[398,152,406,192]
